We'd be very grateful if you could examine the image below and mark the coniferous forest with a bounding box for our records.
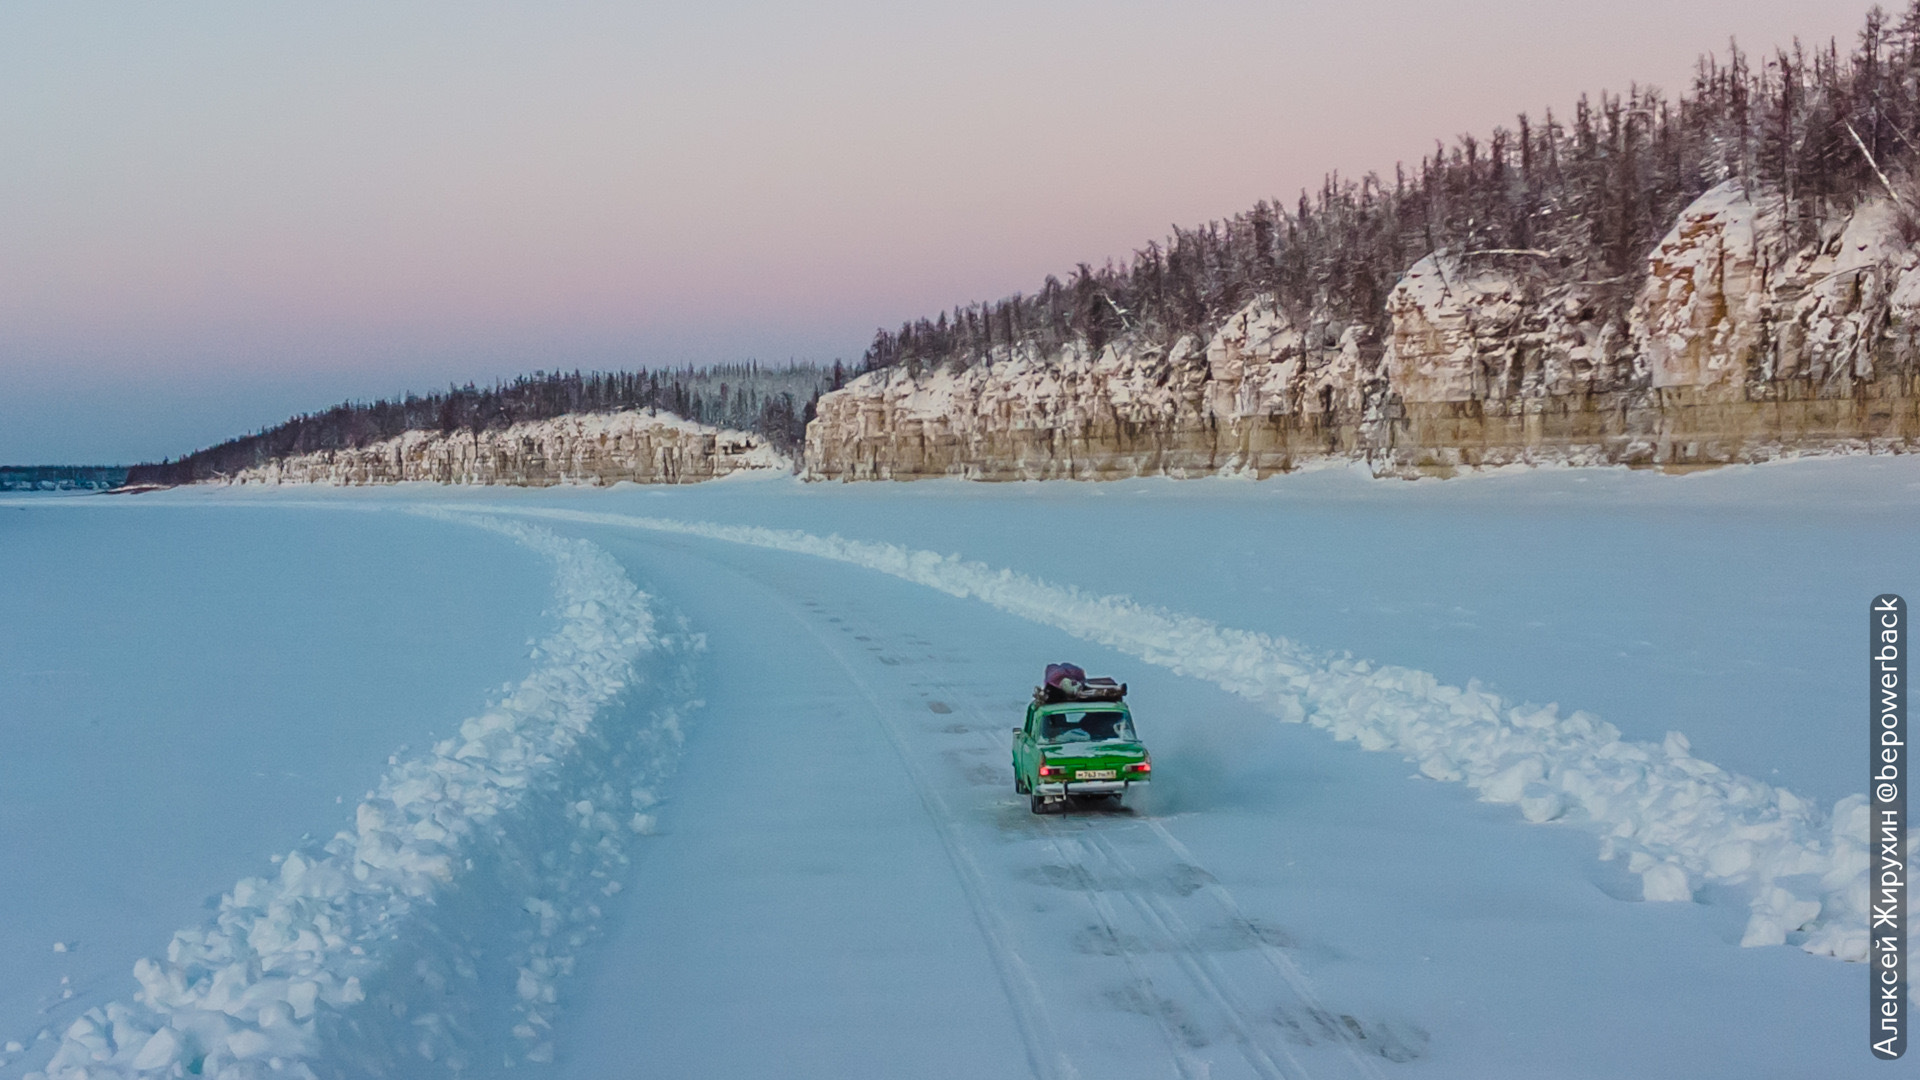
[858,4,1920,376]
[126,363,840,485]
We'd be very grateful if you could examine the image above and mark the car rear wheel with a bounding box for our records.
[1030,793,1049,815]
[1015,775,1028,794]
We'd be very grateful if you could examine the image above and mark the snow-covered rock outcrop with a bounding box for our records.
[807,183,1920,479]
[1635,181,1781,391]
[1384,253,1627,403]
[805,299,1380,480]
[1633,180,1920,390]
[228,411,788,486]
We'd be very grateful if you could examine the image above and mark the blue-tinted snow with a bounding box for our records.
[6,455,1911,1079]
[496,455,1918,813]
[0,502,548,1072]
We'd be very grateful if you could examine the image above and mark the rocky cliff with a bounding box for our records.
[224,410,789,486]
[806,182,1920,479]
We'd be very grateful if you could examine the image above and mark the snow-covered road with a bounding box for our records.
[538,518,1860,1079]
[554,528,1414,1080]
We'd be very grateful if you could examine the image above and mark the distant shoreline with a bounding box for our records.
[0,465,127,492]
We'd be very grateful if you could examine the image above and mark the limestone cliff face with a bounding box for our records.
[808,182,1920,480]
[805,299,1380,480]
[1633,182,1920,390]
[226,411,789,486]
[1384,254,1631,404]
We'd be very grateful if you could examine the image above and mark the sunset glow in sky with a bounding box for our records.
[0,0,1880,461]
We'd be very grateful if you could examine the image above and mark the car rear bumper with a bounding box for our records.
[1035,779,1141,796]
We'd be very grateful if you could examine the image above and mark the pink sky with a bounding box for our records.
[0,0,1881,461]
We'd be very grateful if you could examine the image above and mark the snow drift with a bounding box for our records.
[30,515,697,1080]
[470,505,1890,963]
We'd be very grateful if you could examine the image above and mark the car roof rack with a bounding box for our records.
[1034,662,1127,704]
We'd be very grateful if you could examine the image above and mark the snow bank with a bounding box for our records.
[31,515,696,1080]
[472,505,1890,963]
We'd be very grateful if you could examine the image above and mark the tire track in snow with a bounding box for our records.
[747,581,1077,1080]
[950,683,1403,1078]
[1026,825,1212,1080]
[944,685,1374,1080]
[1128,819,1389,1080]
[781,578,1264,1080]
[1064,828,1302,1080]
[452,504,1883,964]
[799,577,1270,1080]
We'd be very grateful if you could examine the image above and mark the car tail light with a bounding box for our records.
[1038,762,1062,777]
[1125,761,1151,774]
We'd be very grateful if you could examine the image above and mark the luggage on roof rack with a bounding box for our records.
[1034,662,1126,704]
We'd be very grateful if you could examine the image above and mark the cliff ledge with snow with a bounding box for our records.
[806,182,1920,480]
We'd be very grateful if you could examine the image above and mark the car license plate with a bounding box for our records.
[1076,769,1117,780]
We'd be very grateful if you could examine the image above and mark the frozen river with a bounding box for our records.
[3,455,1911,1078]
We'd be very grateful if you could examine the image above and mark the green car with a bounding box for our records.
[1012,701,1151,813]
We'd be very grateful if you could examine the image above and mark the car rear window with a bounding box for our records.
[1042,710,1133,743]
